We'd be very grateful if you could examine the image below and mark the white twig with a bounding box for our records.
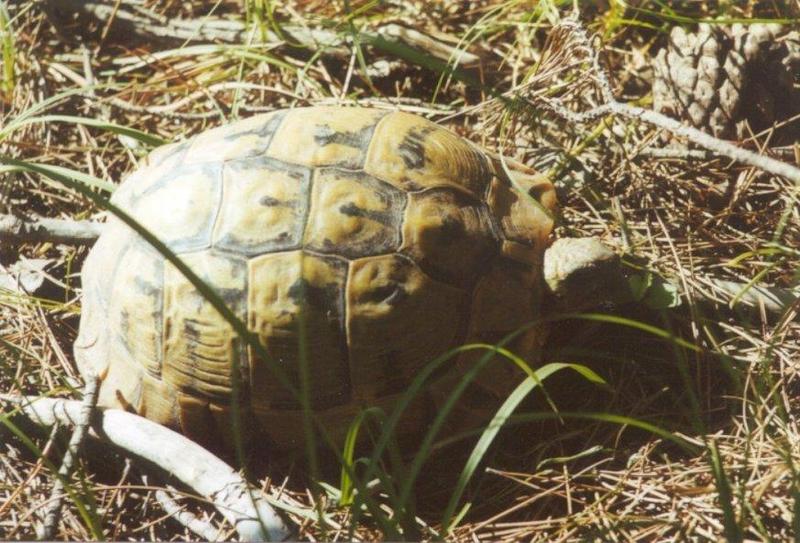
[2,395,293,542]
[519,18,800,185]
[38,377,99,540]
[704,278,799,316]
[0,213,102,244]
[3,211,795,316]
[43,0,480,65]
[613,103,800,184]
[155,489,224,542]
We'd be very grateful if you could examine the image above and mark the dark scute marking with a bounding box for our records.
[183,320,202,341]
[259,195,297,208]
[226,154,309,181]
[217,287,245,311]
[313,122,374,150]
[287,277,340,312]
[259,195,281,206]
[439,215,467,242]
[181,319,228,366]
[338,202,394,225]
[398,126,435,170]
[362,283,409,307]
[527,184,549,200]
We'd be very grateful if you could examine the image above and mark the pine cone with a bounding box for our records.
[652,24,800,141]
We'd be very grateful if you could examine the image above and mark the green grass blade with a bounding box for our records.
[508,411,699,453]
[339,408,381,507]
[567,313,702,353]
[395,343,585,530]
[349,345,485,534]
[0,162,116,193]
[0,86,94,141]
[293,279,324,535]
[7,114,167,146]
[626,6,797,25]
[707,439,743,542]
[0,1,15,100]
[0,155,396,537]
[1,401,104,539]
[441,361,605,533]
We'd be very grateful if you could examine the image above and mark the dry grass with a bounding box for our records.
[1,0,799,540]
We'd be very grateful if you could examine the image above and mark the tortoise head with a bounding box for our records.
[543,237,630,313]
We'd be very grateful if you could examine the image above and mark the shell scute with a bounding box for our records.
[304,169,405,258]
[247,251,350,410]
[162,251,247,400]
[213,157,310,255]
[125,162,223,252]
[266,107,385,169]
[487,165,556,252]
[184,111,285,163]
[401,188,499,287]
[108,243,164,378]
[364,111,492,196]
[346,254,467,399]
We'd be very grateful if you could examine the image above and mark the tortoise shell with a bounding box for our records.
[75,106,556,447]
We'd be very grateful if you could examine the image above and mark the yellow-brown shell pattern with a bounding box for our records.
[74,107,556,447]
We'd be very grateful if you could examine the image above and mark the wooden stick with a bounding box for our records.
[154,489,224,542]
[4,213,795,317]
[2,395,293,542]
[531,19,800,185]
[42,0,480,66]
[38,378,99,540]
[0,213,102,245]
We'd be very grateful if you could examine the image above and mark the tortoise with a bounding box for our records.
[74,106,620,449]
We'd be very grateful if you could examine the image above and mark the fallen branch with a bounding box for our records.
[638,146,800,162]
[702,278,799,316]
[38,377,99,540]
[155,488,225,542]
[2,395,293,542]
[42,0,480,66]
[499,18,800,185]
[3,213,796,317]
[0,213,102,245]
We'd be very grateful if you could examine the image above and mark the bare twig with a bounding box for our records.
[2,395,293,542]
[602,102,800,184]
[0,213,102,244]
[4,212,796,317]
[703,278,799,316]
[639,146,800,162]
[38,376,99,540]
[502,18,800,185]
[42,0,480,65]
[154,489,224,542]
